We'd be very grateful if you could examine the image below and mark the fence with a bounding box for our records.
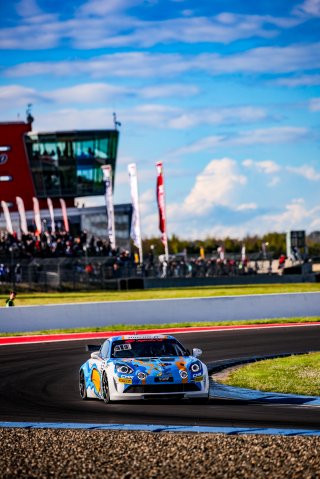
[0,255,275,292]
[0,255,316,292]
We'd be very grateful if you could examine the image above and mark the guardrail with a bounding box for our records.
[1,292,319,333]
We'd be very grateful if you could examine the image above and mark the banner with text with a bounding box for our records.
[156,161,169,258]
[128,163,143,262]
[16,196,28,235]
[101,165,116,249]
[59,198,69,233]
[32,197,42,234]
[47,198,56,235]
[1,200,14,235]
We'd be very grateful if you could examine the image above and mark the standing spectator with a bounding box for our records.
[15,263,22,283]
[6,290,16,307]
[278,254,286,274]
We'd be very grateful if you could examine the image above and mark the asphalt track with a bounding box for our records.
[1,325,320,431]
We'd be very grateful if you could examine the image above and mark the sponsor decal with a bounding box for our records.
[0,154,8,165]
[194,375,204,382]
[91,369,101,392]
[123,335,167,341]
[155,376,173,382]
[119,377,133,384]
[114,344,132,351]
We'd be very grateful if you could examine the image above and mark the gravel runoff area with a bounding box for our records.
[1,429,320,478]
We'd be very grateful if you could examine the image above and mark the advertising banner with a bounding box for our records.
[32,197,42,234]
[16,196,28,235]
[59,198,70,233]
[156,161,169,259]
[128,163,143,262]
[101,165,116,249]
[1,200,14,235]
[47,198,56,235]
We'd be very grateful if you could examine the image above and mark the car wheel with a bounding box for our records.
[79,370,88,400]
[102,372,111,404]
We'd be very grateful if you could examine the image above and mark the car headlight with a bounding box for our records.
[179,370,188,379]
[137,372,146,380]
[190,361,202,373]
[115,363,134,374]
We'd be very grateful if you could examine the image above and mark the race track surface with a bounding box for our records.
[1,326,320,430]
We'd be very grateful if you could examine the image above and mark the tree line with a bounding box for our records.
[142,232,320,258]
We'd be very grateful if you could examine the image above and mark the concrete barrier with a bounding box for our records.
[0,292,319,333]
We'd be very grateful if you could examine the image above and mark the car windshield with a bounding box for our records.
[111,339,188,358]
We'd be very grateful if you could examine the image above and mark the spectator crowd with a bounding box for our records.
[0,230,271,287]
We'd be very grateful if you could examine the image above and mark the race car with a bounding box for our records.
[79,334,209,403]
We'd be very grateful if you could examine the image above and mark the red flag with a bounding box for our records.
[156,161,168,256]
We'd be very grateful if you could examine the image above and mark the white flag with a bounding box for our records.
[1,201,14,235]
[128,163,143,262]
[32,197,42,234]
[101,165,116,249]
[16,196,28,235]
[59,198,70,233]
[47,198,56,235]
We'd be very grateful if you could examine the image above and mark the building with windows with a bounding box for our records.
[0,117,132,249]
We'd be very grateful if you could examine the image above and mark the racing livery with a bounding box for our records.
[79,334,209,403]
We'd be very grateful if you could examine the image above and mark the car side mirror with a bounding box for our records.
[91,352,100,359]
[192,348,202,358]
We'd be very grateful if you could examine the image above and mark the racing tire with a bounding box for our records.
[102,372,112,404]
[79,370,88,400]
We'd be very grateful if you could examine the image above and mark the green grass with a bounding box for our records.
[1,283,319,306]
[219,352,320,397]
[0,316,319,337]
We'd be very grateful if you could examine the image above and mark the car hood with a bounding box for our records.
[110,356,199,376]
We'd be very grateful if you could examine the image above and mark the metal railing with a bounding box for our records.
[0,255,278,292]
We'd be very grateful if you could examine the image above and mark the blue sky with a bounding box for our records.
[1,0,320,239]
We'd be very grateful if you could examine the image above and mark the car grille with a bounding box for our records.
[125,383,200,394]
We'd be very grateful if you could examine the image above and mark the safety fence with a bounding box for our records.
[0,255,276,292]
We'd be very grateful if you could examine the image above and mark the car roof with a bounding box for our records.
[109,334,175,342]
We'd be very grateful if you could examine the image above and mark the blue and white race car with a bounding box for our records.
[79,334,209,403]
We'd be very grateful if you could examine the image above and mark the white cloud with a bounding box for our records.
[16,0,42,18]
[235,127,309,145]
[161,198,320,240]
[172,127,310,156]
[242,159,280,174]
[140,84,199,99]
[78,0,138,16]
[5,43,320,77]
[32,108,115,131]
[139,189,156,217]
[274,74,320,87]
[1,9,296,51]
[47,83,131,103]
[262,199,317,231]
[286,165,320,180]
[183,158,247,214]
[293,0,320,16]
[268,177,280,187]
[169,106,267,129]
[235,203,257,211]
[309,98,320,111]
